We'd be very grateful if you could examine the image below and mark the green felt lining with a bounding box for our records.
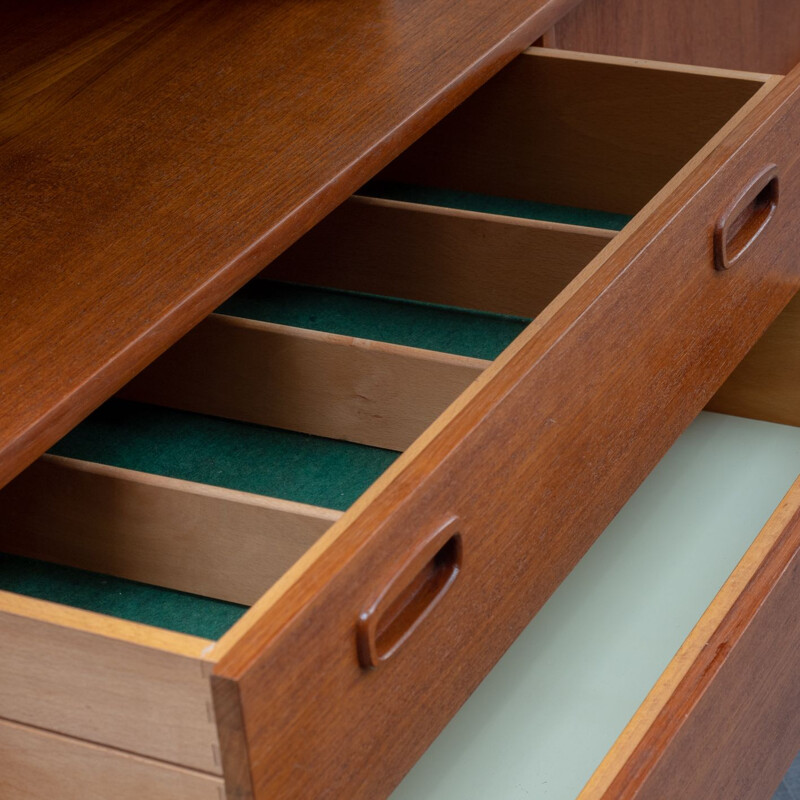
[6,265,531,637]
[4,398,401,638]
[49,400,397,512]
[359,180,633,231]
[0,553,245,639]
[218,282,529,361]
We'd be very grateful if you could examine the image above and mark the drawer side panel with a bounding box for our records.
[0,602,220,773]
[0,717,224,800]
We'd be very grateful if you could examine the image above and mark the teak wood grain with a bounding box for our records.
[210,64,800,800]
[544,0,800,74]
[5,9,800,798]
[0,0,580,491]
[120,314,487,452]
[264,196,614,318]
[583,478,800,800]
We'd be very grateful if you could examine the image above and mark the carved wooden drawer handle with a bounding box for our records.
[714,164,779,270]
[357,516,462,669]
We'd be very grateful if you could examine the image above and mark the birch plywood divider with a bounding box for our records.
[120,315,489,452]
[263,197,616,318]
[0,455,339,605]
[2,44,800,800]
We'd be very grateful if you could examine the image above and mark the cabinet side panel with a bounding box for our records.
[708,291,800,426]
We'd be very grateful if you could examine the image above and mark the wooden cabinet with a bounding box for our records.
[2,3,800,799]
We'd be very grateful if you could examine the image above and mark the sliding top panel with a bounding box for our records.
[0,0,579,489]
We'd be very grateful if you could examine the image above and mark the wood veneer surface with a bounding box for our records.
[0,0,578,490]
[546,0,800,75]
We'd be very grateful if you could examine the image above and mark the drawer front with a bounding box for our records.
[587,479,800,800]
[213,64,800,799]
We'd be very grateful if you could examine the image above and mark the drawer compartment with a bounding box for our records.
[2,49,800,799]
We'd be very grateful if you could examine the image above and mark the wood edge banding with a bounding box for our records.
[0,589,213,658]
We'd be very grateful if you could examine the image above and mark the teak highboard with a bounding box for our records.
[3,1,800,798]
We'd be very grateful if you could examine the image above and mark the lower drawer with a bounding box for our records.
[2,47,800,799]
[393,408,800,799]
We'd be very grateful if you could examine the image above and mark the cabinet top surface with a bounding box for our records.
[0,0,573,487]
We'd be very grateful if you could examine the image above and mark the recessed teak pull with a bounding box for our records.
[357,516,462,669]
[714,164,779,270]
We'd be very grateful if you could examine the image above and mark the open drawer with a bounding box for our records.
[392,409,800,799]
[1,49,800,799]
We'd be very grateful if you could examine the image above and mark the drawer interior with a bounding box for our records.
[0,49,776,646]
[0,42,795,798]
[391,410,800,800]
